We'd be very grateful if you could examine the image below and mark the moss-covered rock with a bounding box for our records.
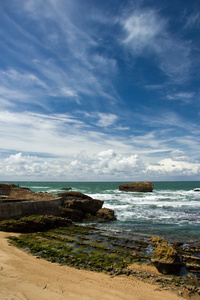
[151,237,183,274]
[0,215,72,233]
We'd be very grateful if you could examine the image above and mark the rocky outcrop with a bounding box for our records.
[58,191,116,222]
[0,184,116,224]
[96,208,117,222]
[0,183,16,196]
[119,182,154,192]
[151,237,183,274]
[0,183,57,201]
[0,215,72,233]
[60,208,85,221]
[58,191,103,215]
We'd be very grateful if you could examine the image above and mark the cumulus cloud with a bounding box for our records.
[146,151,200,177]
[0,150,142,181]
[1,148,200,181]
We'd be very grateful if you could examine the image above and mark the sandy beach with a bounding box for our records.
[0,231,187,300]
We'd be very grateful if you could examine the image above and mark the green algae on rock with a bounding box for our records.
[151,237,183,274]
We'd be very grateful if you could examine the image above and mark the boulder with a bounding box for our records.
[119,182,154,192]
[151,237,183,274]
[96,208,116,222]
[58,191,104,215]
[58,191,116,222]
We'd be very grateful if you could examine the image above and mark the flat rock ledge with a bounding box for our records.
[119,181,154,192]
[0,215,72,233]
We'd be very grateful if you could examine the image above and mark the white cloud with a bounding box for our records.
[19,0,118,104]
[166,92,195,104]
[0,110,134,158]
[0,1,119,112]
[98,149,116,159]
[121,8,191,83]
[123,10,164,53]
[146,151,200,177]
[96,113,118,127]
[2,149,199,181]
[169,150,190,162]
[61,87,77,97]
[0,150,141,180]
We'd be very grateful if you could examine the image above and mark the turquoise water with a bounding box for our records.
[7,181,200,242]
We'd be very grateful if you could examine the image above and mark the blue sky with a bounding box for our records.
[0,0,200,181]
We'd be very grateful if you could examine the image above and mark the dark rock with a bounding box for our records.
[57,191,92,199]
[119,182,154,192]
[60,207,85,221]
[151,259,183,275]
[151,237,183,275]
[59,192,104,215]
[83,213,96,221]
[182,255,200,272]
[65,198,103,214]
[96,208,116,221]
[57,191,112,222]
[0,215,72,233]
[61,188,72,191]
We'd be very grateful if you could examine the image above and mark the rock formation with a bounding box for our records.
[0,183,57,201]
[58,191,103,214]
[119,181,154,192]
[96,208,117,222]
[58,191,116,222]
[151,237,183,274]
[0,183,116,224]
[0,215,72,233]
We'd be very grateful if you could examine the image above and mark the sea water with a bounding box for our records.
[9,181,200,242]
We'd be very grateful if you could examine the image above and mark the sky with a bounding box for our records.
[0,0,200,182]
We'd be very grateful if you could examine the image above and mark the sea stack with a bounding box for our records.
[119,181,154,192]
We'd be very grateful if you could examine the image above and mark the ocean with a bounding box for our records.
[10,181,200,242]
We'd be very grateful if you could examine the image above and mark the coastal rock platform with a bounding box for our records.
[0,183,116,223]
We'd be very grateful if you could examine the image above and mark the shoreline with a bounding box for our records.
[0,231,187,300]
